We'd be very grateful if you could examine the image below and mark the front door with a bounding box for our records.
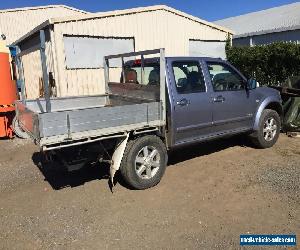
[206,61,254,134]
[169,60,213,144]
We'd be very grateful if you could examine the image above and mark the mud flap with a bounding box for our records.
[110,134,129,186]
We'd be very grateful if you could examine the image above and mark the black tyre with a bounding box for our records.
[250,109,281,149]
[120,135,167,190]
[12,116,30,139]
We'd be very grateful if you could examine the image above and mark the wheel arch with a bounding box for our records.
[253,98,283,131]
[130,128,166,144]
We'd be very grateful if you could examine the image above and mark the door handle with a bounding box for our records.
[176,98,189,106]
[213,96,225,103]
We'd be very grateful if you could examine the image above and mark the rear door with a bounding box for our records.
[168,59,213,144]
[205,61,254,134]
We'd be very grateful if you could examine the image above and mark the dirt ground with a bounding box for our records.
[0,134,299,250]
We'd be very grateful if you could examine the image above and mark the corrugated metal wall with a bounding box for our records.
[22,50,42,99]
[0,6,86,45]
[51,9,229,97]
[18,30,55,99]
[189,40,227,58]
[20,9,227,98]
[252,29,300,45]
[233,29,300,46]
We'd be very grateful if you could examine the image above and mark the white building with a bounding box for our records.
[0,5,87,46]
[13,5,233,98]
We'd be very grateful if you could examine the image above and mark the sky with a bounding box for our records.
[0,0,299,21]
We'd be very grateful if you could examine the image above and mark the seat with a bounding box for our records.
[213,73,229,91]
[187,71,205,92]
[125,69,138,83]
[148,67,160,85]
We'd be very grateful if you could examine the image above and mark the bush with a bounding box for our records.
[226,41,300,86]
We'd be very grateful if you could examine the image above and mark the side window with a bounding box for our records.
[172,61,206,94]
[207,62,245,92]
[122,63,160,86]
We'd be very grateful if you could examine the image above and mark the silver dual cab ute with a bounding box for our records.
[16,49,283,190]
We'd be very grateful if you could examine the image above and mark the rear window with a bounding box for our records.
[121,62,160,86]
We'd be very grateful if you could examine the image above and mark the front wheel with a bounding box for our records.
[120,135,167,190]
[250,109,281,148]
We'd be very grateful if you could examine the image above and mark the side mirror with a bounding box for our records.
[247,78,257,90]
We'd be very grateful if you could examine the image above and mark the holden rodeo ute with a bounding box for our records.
[15,49,283,190]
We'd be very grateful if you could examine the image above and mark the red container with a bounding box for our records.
[0,52,17,112]
[0,52,17,138]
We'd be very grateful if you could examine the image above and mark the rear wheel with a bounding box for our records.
[120,135,167,190]
[12,116,30,139]
[250,109,280,148]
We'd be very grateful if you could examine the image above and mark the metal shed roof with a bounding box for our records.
[12,5,233,45]
[0,5,88,44]
[0,5,88,14]
[215,2,300,38]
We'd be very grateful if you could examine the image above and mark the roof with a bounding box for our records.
[214,2,300,38]
[0,5,88,14]
[12,5,233,45]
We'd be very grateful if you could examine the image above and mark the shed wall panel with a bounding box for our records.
[252,29,300,45]
[232,37,251,46]
[18,30,55,99]
[233,29,300,46]
[63,36,134,68]
[21,49,42,99]
[189,40,226,58]
[19,8,229,98]
[0,6,86,45]
[46,39,54,76]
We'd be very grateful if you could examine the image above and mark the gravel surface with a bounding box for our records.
[0,135,299,249]
[260,162,299,203]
